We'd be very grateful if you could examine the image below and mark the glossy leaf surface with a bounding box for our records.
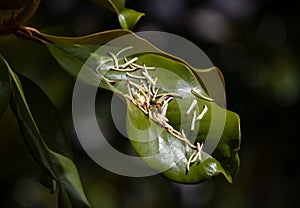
[44,31,240,183]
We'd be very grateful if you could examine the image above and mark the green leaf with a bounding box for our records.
[125,54,240,183]
[44,31,240,184]
[92,0,144,30]
[58,187,73,208]
[39,29,132,45]
[39,171,56,194]
[0,55,11,117]
[5,61,90,207]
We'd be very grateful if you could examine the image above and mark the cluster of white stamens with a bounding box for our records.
[95,46,212,172]
[125,71,175,127]
[184,98,209,171]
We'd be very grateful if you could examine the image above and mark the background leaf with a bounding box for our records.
[0,55,11,117]
[6,62,90,207]
[92,0,144,30]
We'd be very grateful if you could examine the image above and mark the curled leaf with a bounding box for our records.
[92,0,144,30]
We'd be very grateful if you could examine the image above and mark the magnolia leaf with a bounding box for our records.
[0,55,11,117]
[38,29,132,45]
[92,0,144,30]
[126,53,240,183]
[44,31,240,183]
[4,59,90,207]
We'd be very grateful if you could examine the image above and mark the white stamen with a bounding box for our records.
[197,142,203,161]
[156,112,168,123]
[131,87,136,96]
[140,80,147,90]
[116,46,133,57]
[153,77,158,85]
[191,109,197,131]
[111,67,137,72]
[181,129,196,148]
[191,152,199,163]
[120,57,138,68]
[191,88,214,102]
[95,59,112,72]
[187,151,197,171]
[157,95,169,104]
[162,122,173,130]
[124,57,136,69]
[148,108,153,119]
[148,82,152,97]
[127,82,133,99]
[185,144,189,153]
[135,91,143,101]
[107,52,118,68]
[132,62,155,70]
[152,88,160,101]
[196,105,208,121]
[138,105,149,114]
[156,93,182,99]
[96,72,115,84]
[186,99,197,116]
[126,72,146,80]
[162,97,173,109]
[168,128,187,142]
[161,103,168,117]
[128,81,147,97]
[143,64,149,75]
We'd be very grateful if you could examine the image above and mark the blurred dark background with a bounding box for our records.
[1,0,300,207]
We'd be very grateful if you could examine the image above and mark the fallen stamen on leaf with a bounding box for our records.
[132,62,155,70]
[120,57,138,69]
[107,52,119,68]
[142,71,156,86]
[181,129,196,148]
[191,87,214,102]
[116,46,133,57]
[196,105,208,121]
[186,142,204,171]
[191,109,197,131]
[126,72,146,80]
[95,71,115,84]
[187,151,197,172]
[100,47,209,174]
[95,59,112,72]
[186,99,197,116]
